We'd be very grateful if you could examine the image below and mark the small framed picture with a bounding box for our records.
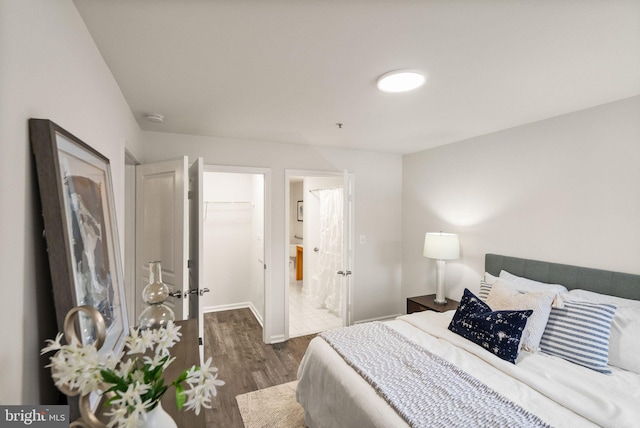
[297,200,303,222]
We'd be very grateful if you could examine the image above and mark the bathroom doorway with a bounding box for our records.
[286,170,354,338]
[202,166,270,339]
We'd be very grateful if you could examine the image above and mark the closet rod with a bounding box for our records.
[308,186,342,193]
[204,201,253,204]
[204,200,253,220]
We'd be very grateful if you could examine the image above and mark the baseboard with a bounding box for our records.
[203,302,264,327]
[269,334,286,344]
[354,313,402,324]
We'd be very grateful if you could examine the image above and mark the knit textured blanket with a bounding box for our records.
[320,322,552,428]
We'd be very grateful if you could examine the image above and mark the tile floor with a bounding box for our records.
[289,278,343,338]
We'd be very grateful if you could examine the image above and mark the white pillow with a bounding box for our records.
[487,279,555,352]
[567,289,640,374]
[484,272,498,284]
[499,270,568,307]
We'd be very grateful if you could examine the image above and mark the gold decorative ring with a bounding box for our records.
[63,305,107,350]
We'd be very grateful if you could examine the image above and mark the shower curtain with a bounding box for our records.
[307,187,343,316]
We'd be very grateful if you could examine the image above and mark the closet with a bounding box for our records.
[201,171,265,323]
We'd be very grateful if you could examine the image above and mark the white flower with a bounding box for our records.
[154,321,182,356]
[121,416,142,428]
[115,358,135,379]
[42,321,222,427]
[142,353,175,371]
[40,332,64,355]
[104,383,153,428]
[111,382,151,408]
[140,329,158,350]
[129,369,145,385]
[104,406,128,428]
[125,328,156,355]
[46,341,106,395]
[183,384,210,415]
[182,357,225,415]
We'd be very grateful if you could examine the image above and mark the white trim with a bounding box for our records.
[269,334,286,344]
[344,171,355,326]
[354,313,402,324]
[203,302,264,327]
[203,164,272,343]
[124,148,140,165]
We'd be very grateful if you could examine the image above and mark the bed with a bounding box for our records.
[296,254,640,428]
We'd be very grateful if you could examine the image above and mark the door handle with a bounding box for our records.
[337,270,352,276]
[182,288,210,298]
[168,290,182,299]
[183,289,198,298]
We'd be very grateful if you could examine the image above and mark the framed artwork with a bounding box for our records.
[29,119,129,411]
[297,200,304,222]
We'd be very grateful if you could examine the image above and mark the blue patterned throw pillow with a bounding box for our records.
[448,288,533,363]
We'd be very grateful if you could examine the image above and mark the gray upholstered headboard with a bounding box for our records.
[485,254,640,301]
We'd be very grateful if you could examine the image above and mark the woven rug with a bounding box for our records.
[236,380,305,428]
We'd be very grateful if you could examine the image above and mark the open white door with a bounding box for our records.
[135,157,189,321]
[188,158,206,363]
[341,170,354,326]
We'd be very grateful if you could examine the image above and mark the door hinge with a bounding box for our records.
[188,190,194,200]
[199,337,203,346]
[264,264,267,270]
[187,259,193,269]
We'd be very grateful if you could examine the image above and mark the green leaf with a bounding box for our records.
[174,370,188,384]
[100,369,123,385]
[175,385,186,411]
[104,395,117,407]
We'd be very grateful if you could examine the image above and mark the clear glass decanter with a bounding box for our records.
[137,261,175,330]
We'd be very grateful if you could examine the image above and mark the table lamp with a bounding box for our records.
[423,232,460,304]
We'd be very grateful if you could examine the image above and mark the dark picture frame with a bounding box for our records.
[297,200,304,222]
[29,119,129,410]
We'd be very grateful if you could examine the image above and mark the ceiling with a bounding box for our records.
[73,1,640,155]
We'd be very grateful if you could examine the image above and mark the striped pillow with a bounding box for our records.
[540,301,616,374]
[478,280,493,301]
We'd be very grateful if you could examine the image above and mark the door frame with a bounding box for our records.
[284,169,355,340]
[204,164,272,344]
[124,150,139,328]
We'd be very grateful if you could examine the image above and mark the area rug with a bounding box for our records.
[236,380,305,428]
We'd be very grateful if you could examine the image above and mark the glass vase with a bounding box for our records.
[137,261,175,330]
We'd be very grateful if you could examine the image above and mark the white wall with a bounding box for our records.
[140,131,404,341]
[402,96,640,305]
[0,0,141,404]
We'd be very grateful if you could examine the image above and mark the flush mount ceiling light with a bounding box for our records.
[145,113,165,123]
[376,69,426,93]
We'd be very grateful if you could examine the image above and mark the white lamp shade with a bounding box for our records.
[423,232,460,260]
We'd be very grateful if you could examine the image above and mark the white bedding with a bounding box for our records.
[297,310,640,428]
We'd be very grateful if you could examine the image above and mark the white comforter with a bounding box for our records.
[297,311,640,428]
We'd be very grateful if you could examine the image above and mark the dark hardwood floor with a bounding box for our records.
[202,308,315,427]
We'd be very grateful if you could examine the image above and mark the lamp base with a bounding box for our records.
[433,297,448,305]
[434,259,447,305]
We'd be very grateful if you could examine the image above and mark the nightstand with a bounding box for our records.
[407,294,459,314]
